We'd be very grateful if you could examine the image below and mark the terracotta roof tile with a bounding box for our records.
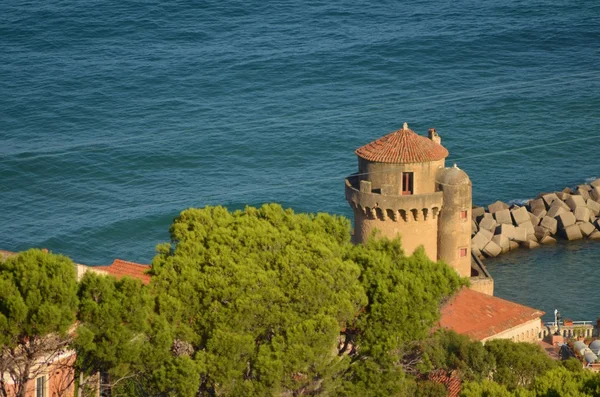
[355,124,448,164]
[439,288,544,341]
[95,259,151,285]
[427,370,462,397]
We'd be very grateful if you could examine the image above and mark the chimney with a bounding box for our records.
[428,128,441,145]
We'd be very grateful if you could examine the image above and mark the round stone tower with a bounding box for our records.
[436,165,473,277]
[345,123,473,278]
[345,123,448,260]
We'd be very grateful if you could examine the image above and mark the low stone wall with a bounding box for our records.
[471,178,600,259]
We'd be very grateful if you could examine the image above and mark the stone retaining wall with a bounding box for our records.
[472,178,600,258]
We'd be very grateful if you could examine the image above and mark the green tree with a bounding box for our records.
[75,272,151,394]
[460,380,515,397]
[485,339,556,390]
[333,237,465,395]
[0,249,78,397]
[148,204,367,395]
[419,330,495,382]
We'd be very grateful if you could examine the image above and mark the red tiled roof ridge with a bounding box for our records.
[355,125,449,164]
[427,369,462,397]
[439,288,545,341]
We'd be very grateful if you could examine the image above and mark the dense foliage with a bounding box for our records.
[0,249,79,397]
[6,205,600,396]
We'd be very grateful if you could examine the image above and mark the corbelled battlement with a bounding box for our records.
[345,176,443,222]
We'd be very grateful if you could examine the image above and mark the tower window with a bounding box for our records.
[459,210,468,221]
[459,247,467,257]
[402,172,414,195]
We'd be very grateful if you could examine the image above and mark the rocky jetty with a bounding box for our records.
[472,178,600,259]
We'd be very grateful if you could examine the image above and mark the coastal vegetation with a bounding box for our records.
[2,204,600,396]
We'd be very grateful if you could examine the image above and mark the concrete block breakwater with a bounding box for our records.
[471,178,600,258]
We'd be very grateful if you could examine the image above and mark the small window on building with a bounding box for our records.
[459,247,467,258]
[402,172,414,195]
[36,376,46,397]
[459,210,468,221]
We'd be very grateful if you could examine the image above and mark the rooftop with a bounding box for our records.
[94,258,151,285]
[355,123,449,164]
[439,288,544,341]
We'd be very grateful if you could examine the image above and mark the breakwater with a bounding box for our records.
[472,179,600,258]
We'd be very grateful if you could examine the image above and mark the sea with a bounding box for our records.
[1,0,599,322]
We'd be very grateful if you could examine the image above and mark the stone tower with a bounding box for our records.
[345,123,472,277]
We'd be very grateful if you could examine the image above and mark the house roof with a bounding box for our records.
[0,250,17,260]
[94,259,151,285]
[439,288,544,341]
[427,370,461,397]
[355,123,448,164]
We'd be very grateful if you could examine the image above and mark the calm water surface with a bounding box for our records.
[1,0,599,321]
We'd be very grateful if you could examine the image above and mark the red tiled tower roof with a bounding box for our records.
[355,123,448,164]
[95,259,151,285]
[439,288,544,341]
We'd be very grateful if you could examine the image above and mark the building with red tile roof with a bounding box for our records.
[440,287,544,343]
[93,258,151,285]
[427,369,462,397]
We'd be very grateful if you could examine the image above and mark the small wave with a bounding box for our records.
[585,177,598,183]
[508,198,531,206]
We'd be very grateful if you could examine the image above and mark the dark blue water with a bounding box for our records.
[1,0,599,321]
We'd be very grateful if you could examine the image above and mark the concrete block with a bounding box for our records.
[494,209,513,225]
[482,240,502,258]
[509,240,520,250]
[591,178,600,188]
[579,222,596,237]
[578,184,593,191]
[591,186,600,202]
[472,206,486,220]
[547,203,567,218]
[563,224,583,240]
[472,230,493,251]
[587,199,600,216]
[534,226,549,241]
[471,220,478,236]
[563,187,575,194]
[513,226,528,243]
[488,200,510,214]
[556,191,571,201]
[566,195,587,211]
[574,207,591,223]
[528,198,546,213]
[532,207,547,219]
[542,193,560,208]
[589,230,600,240]
[477,212,494,223]
[528,212,540,226]
[495,224,515,240]
[509,203,521,210]
[492,234,510,254]
[479,217,497,232]
[540,216,558,235]
[540,235,557,245]
[576,189,591,201]
[521,240,540,249]
[556,212,577,230]
[520,220,535,236]
[471,244,482,258]
[595,219,600,231]
[511,207,531,225]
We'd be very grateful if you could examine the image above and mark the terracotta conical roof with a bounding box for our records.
[355,123,449,164]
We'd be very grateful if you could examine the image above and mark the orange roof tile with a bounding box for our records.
[95,259,151,285]
[427,370,462,397]
[439,288,544,341]
[355,124,448,164]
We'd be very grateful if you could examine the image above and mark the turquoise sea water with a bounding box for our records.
[1,0,599,321]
